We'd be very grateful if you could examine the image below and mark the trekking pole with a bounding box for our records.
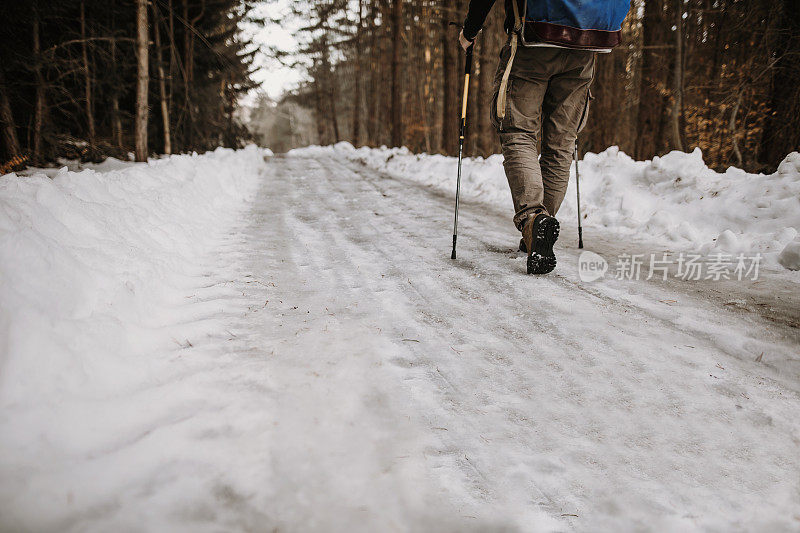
[574,139,584,249]
[451,42,474,260]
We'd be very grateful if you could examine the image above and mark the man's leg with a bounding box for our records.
[492,46,559,230]
[540,51,595,216]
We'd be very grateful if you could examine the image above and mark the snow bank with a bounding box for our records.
[0,147,265,526]
[778,238,800,270]
[290,142,800,269]
[0,145,264,405]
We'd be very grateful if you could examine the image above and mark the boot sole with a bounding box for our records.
[527,217,560,275]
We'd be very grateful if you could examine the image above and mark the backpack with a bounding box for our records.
[520,0,632,48]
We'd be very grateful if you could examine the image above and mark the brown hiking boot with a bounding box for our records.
[521,213,560,274]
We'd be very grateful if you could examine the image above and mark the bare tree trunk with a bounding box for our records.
[187,0,205,146]
[152,3,172,154]
[110,35,123,149]
[376,27,387,145]
[589,50,629,154]
[432,16,444,153]
[729,90,743,168]
[32,3,46,165]
[0,68,21,158]
[367,0,380,145]
[328,77,341,143]
[440,3,457,155]
[418,78,431,152]
[422,6,434,152]
[166,0,179,150]
[760,0,800,169]
[390,0,403,147]
[225,80,235,148]
[668,0,684,152]
[80,1,96,145]
[182,0,192,146]
[314,77,326,144]
[184,0,206,145]
[320,43,340,143]
[168,0,175,103]
[352,0,363,146]
[417,19,431,153]
[635,0,670,160]
[135,0,149,162]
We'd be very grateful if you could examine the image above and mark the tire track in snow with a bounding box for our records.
[270,156,570,527]
[262,152,800,532]
[339,153,800,389]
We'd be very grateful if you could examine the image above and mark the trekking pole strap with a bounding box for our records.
[497,0,522,120]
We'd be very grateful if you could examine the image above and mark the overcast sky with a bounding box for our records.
[245,1,302,100]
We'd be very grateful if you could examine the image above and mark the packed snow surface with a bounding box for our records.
[1,145,799,532]
[296,142,800,269]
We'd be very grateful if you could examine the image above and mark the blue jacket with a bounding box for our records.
[464,0,631,49]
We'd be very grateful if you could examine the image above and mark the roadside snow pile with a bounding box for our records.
[291,142,800,269]
[779,239,800,270]
[0,147,264,495]
[575,148,800,268]
[0,146,264,400]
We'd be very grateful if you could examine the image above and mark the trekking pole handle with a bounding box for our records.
[449,21,475,76]
[460,43,473,136]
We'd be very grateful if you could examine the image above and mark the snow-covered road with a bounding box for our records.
[3,150,800,532]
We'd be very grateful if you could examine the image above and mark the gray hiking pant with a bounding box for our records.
[491,44,596,230]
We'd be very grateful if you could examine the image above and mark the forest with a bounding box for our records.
[1,0,799,174]
[0,0,257,171]
[275,0,799,173]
